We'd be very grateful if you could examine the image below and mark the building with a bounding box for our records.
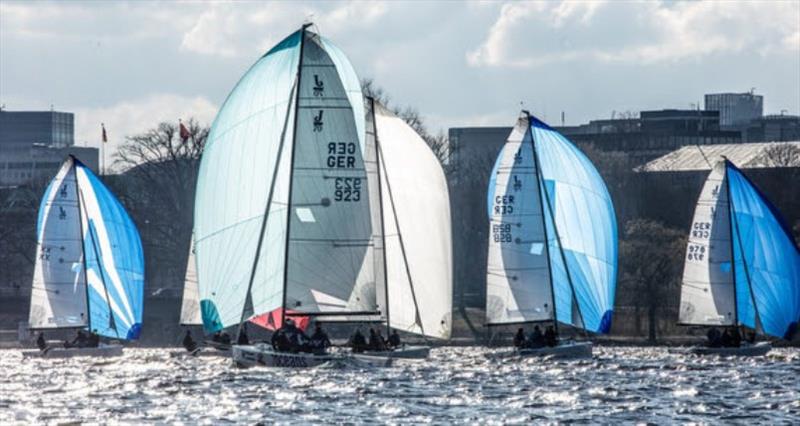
[704,92,763,129]
[0,110,98,186]
[743,114,800,142]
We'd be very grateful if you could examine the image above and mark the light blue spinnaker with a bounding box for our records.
[194,26,375,334]
[485,112,617,333]
[29,156,144,340]
[727,161,800,339]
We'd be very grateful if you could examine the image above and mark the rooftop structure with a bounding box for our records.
[638,141,800,172]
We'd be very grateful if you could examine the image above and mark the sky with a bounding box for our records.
[1,0,799,166]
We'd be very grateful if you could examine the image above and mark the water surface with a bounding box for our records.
[2,346,798,423]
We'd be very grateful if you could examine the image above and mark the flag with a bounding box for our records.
[179,120,190,143]
[101,123,107,143]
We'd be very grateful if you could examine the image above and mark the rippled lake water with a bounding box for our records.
[1,346,798,424]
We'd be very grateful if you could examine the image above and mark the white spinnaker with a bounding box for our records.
[679,161,736,326]
[29,159,88,329]
[284,33,378,314]
[179,237,201,325]
[374,103,453,339]
[485,115,554,325]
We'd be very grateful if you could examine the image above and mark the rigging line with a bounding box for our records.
[68,163,94,332]
[76,184,118,337]
[237,60,301,339]
[517,121,559,336]
[695,144,714,169]
[726,164,764,334]
[280,23,312,329]
[376,116,425,337]
[370,97,392,336]
[723,164,740,327]
[529,115,589,338]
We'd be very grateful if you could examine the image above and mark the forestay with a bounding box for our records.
[679,161,736,326]
[486,114,554,325]
[29,156,144,340]
[373,101,453,339]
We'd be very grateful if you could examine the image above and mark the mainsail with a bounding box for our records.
[194,25,380,334]
[371,100,453,339]
[680,159,800,339]
[679,161,735,326]
[179,237,201,326]
[29,156,144,340]
[486,112,617,333]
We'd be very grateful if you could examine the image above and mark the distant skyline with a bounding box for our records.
[1,0,798,166]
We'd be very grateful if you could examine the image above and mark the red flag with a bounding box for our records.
[101,123,107,143]
[179,120,190,143]
[249,307,309,332]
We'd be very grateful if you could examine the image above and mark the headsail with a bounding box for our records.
[29,156,144,340]
[194,26,378,333]
[179,236,201,326]
[679,161,736,326]
[726,161,800,339]
[486,114,554,325]
[373,100,453,339]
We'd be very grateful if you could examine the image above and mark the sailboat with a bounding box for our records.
[23,155,144,358]
[194,24,394,368]
[350,97,453,360]
[485,111,617,359]
[677,158,800,356]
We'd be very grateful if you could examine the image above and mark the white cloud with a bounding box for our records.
[178,1,388,58]
[468,0,800,68]
[73,94,218,172]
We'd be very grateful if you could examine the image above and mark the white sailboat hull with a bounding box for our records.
[489,341,593,360]
[22,343,123,359]
[233,344,340,368]
[232,344,395,368]
[169,347,231,358]
[674,342,771,357]
[356,345,430,359]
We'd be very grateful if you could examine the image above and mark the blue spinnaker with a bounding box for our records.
[74,159,144,340]
[727,161,800,339]
[531,116,617,333]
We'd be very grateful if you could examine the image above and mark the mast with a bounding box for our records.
[725,160,763,333]
[525,113,559,337]
[377,129,425,335]
[71,158,92,332]
[370,98,392,337]
[723,161,739,326]
[76,178,118,336]
[236,25,308,340]
[279,23,311,328]
[529,113,588,337]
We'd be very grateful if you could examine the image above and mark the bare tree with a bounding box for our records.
[112,119,209,290]
[751,143,800,167]
[619,219,686,342]
[361,78,453,167]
